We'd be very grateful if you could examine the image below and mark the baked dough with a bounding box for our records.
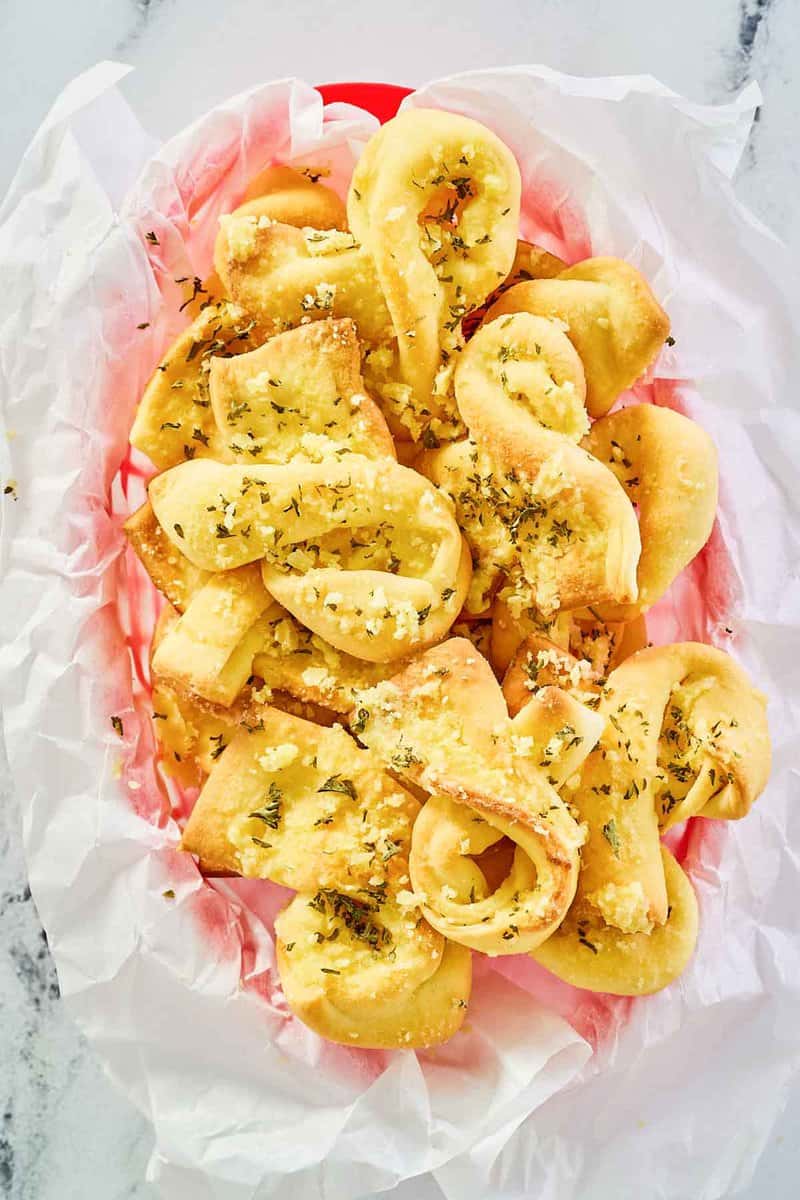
[445,310,641,615]
[585,403,718,620]
[239,164,347,230]
[275,891,471,1049]
[353,638,590,955]
[209,318,395,465]
[130,301,263,470]
[176,165,346,320]
[120,105,773,1034]
[150,563,273,706]
[488,257,670,416]
[124,499,209,613]
[181,707,419,892]
[518,640,769,993]
[348,108,521,413]
[532,846,698,995]
[148,456,470,662]
[215,217,393,346]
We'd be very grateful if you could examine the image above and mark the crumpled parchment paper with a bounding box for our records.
[0,62,798,1200]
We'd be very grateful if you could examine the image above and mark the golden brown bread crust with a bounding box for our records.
[488,257,670,416]
[585,403,718,620]
[533,846,698,995]
[208,318,395,465]
[353,638,591,955]
[180,706,419,890]
[239,164,347,230]
[451,310,641,615]
[275,894,472,1049]
[347,108,521,411]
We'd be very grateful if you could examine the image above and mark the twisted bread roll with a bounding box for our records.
[406,792,580,956]
[136,315,400,705]
[433,310,640,615]
[512,640,771,831]
[209,318,395,465]
[151,563,272,706]
[353,639,589,955]
[133,169,350,466]
[215,218,393,346]
[238,164,347,230]
[501,617,648,717]
[275,891,471,1049]
[488,257,670,416]
[347,108,521,410]
[215,213,453,441]
[517,641,769,993]
[183,166,348,318]
[603,642,771,828]
[150,605,385,785]
[585,403,718,620]
[181,707,419,892]
[181,705,471,1047]
[124,500,209,613]
[531,659,697,991]
[148,456,469,662]
[532,846,699,995]
[409,675,604,955]
[130,301,263,470]
[127,501,397,712]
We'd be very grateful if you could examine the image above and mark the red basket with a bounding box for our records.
[318,81,411,124]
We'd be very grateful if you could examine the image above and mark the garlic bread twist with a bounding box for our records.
[275,891,472,1049]
[181,707,419,891]
[424,310,641,616]
[585,403,718,620]
[148,456,470,662]
[133,166,349,467]
[215,218,393,346]
[505,640,770,993]
[353,639,590,955]
[348,108,521,419]
[488,256,670,416]
[127,501,398,715]
[209,318,396,465]
[181,705,471,1047]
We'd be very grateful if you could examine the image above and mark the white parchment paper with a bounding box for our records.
[0,63,798,1200]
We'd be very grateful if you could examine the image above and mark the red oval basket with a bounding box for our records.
[318,81,412,124]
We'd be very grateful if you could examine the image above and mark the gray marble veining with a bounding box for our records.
[1,1,798,1196]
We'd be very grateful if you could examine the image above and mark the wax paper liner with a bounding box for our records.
[0,62,798,1200]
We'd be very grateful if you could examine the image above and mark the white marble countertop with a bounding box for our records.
[1,1,798,1197]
